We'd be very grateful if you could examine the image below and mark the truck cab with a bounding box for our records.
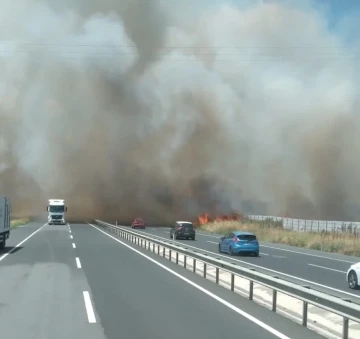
[47,199,67,225]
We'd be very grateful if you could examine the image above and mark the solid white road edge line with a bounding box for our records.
[70,235,73,239]
[83,291,96,323]
[308,264,346,273]
[76,257,82,268]
[72,243,76,248]
[88,223,291,339]
[0,223,47,262]
[130,227,360,299]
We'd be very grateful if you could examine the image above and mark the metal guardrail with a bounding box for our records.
[94,219,360,339]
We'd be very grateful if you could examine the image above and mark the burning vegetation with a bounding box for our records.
[195,213,243,226]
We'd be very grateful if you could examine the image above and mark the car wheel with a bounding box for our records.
[254,251,259,257]
[229,246,234,256]
[192,237,195,240]
[218,244,222,253]
[348,270,358,289]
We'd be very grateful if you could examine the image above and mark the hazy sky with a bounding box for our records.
[231,0,360,25]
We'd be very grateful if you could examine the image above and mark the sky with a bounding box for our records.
[230,0,360,27]
[222,0,360,46]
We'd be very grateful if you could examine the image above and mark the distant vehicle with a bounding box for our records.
[131,218,146,229]
[0,196,10,250]
[47,199,67,225]
[346,262,360,289]
[170,221,196,240]
[218,231,259,257]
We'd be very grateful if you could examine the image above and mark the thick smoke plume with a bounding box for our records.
[1,0,360,223]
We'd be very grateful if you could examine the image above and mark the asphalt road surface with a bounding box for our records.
[121,225,360,303]
[0,222,326,339]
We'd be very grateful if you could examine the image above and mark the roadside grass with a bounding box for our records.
[10,217,31,228]
[197,218,360,257]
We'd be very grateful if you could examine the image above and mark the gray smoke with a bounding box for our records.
[1,0,359,223]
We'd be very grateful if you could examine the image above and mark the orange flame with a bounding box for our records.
[197,213,209,225]
[195,212,242,225]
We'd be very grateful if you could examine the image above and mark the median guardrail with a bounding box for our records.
[94,219,360,339]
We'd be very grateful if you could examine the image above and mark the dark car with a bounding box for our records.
[131,218,146,229]
[170,221,195,240]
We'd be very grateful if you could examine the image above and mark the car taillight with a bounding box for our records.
[233,236,238,243]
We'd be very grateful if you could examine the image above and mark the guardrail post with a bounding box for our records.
[272,290,277,312]
[302,301,308,327]
[203,263,207,278]
[343,318,349,339]
[249,281,253,300]
[169,249,172,261]
[184,256,187,269]
[176,252,179,264]
[141,239,143,247]
[152,243,155,252]
[162,247,165,257]
[157,245,160,255]
[216,267,219,284]
[193,259,196,273]
[231,274,235,291]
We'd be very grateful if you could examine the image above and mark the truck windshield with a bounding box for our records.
[49,206,65,212]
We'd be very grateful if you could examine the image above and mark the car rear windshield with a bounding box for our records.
[135,218,145,222]
[237,234,256,241]
[180,223,193,228]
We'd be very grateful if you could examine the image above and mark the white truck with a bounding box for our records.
[47,199,67,225]
[0,196,10,250]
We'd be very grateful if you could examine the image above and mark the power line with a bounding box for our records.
[0,41,357,49]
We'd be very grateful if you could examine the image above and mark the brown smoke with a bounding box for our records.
[1,0,360,223]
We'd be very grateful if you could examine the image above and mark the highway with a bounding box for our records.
[124,225,360,302]
[0,222,325,339]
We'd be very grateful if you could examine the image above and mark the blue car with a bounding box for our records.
[218,231,259,257]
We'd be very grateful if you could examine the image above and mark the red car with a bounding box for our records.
[131,217,146,229]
